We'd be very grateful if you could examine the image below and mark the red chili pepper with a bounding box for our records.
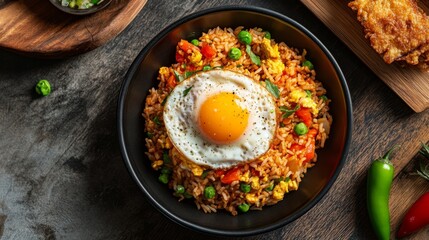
[220,168,240,184]
[200,42,216,59]
[295,107,312,127]
[397,192,429,238]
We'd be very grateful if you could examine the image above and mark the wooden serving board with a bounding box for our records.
[300,0,429,112]
[0,0,147,58]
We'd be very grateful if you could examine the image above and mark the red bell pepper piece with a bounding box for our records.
[220,168,240,184]
[295,107,312,127]
[397,192,429,238]
[201,42,216,59]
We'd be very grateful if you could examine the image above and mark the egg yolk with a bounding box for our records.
[198,92,249,144]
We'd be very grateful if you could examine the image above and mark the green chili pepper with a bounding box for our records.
[367,146,396,240]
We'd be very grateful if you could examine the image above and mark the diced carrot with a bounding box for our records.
[221,168,240,184]
[214,169,225,177]
[175,51,185,63]
[295,107,312,127]
[308,128,318,138]
[250,168,260,177]
[166,75,176,88]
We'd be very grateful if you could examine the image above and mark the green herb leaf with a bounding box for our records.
[161,94,169,106]
[162,150,171,164]
[320,95,328,101]
[201,170,209,179]
[173,70,184,82]
[183,86,193,96]
[153,116,161,125]
[146,132,153,138]
[246,44,261,66]
[212,66,224,69]
[279,104,300,119]
[305,90,312,98]
[265,79,280,99]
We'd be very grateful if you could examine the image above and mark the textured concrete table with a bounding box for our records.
[1,0,429,239]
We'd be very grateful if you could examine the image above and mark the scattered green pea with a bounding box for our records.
[161,166,172,175]
[238,30,252,45]
[35,79,51,96]
[175,185,185,194]
[183,192,193,199]
[303,60,314,70]
[203,65,211,71]
[238,203,250,213]
[191,39,199,46]
[228,47,242,60]
[240,183,251,193]
[158,173,169,184]
[204,186,216,199]
[321,95,328,101]
[294,122,308,135]
[264,31,271,39]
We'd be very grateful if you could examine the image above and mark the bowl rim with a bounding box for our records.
[117,5,353,237]
[49,0,112,15]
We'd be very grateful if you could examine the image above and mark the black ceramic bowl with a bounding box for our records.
[118,6,352,237]
[49,0,112,15]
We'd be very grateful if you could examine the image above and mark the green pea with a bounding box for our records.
[203,65,211,71]
[158,173,169,184]
[175,185,185,194]
[204,186,216,199]
[305,90,312,98]
[240,183,251,193]
[162,151,171,164]
[238,203,250,213]
[303,60,314,70]
[191,39,199,46]
[264,31,271,39]
[35,79,51,96]
[183,192,193,199]
[294,122,308,135]
[228,47,242,60]
[238,30,252,45]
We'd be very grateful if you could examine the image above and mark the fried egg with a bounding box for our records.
[163,70,277,169]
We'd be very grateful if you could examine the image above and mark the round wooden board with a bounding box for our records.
[0,0,147,58]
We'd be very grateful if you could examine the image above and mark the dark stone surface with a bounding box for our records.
[1,0,428,239]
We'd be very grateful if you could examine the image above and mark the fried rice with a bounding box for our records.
[142,27,332,216]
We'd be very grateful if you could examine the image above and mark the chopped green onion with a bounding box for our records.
[303,60,314,70]
[305,90,312,97]
[320,95,328,101]
[153,116,161,125]
[183,86,193,96]
[246,45,261,66]
[265,184,274,191]
[158,173,169,184]
[201,170,209,179]
[280,104,300,119]
[173,70,184,82]
[162,150,171,164]
[264,79,280,98]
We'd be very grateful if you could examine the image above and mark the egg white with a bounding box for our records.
[163,70,277,169]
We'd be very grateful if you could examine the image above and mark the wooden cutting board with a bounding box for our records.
[300,0,429,113]
[0,0,147,58]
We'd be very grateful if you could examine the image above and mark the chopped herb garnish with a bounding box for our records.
[201,170,209,179]
[265,184,274,191]
[153,116,161,125]
[162,150,171,164]
[284,177,291,182]
[161,94,169,106]
[161,166,172,175]
[279,104,300,119]
[236,64,242,68]
[212,66,224,69]
[305,90,312,97]
[203,65,211,71]
[246,45,261,66]
[280,122,285,127]
[265,79,280,98]
[146,132,153,138]
[173,70,184,82]
[320,95,328,101]
[183,86,193,96]
[183,192,193,199]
